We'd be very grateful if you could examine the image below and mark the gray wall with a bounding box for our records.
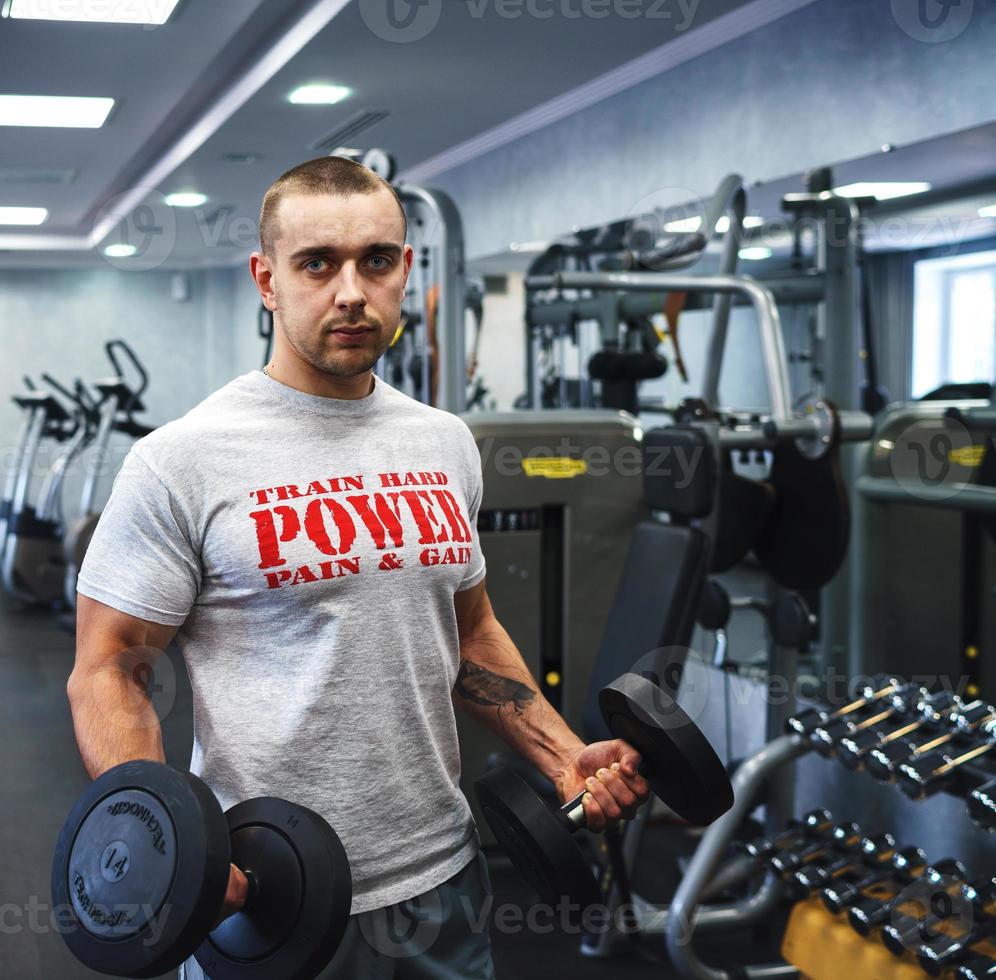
[1,266,264,516]
[430,0,996,260]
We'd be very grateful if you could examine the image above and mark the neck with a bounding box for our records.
[264,359,375,400]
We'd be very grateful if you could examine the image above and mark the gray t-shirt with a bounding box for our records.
[78,370,487,920]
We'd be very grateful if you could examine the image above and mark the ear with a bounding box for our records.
[250,252,277,310]
[401,243,415,293]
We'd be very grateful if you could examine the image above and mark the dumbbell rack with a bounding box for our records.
[659,681,995,979]
[769,816,996,980]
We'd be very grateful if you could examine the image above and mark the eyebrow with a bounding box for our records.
[288,242,404,262]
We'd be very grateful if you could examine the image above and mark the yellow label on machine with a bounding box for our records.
[522,458,588,479]
[949,445,986,467]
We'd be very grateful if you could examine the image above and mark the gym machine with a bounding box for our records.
[0,375,80,605]
[61,340,154,610]
[1,340,154,610]
[857,397,996,702]
[522,172,748,414]
[457,408,646,845]
[466,223,874,956]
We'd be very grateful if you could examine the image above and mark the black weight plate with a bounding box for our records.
[52,760,230,978]
[599,673,733,826]
[475,768,600,916]
[195,798,352,980]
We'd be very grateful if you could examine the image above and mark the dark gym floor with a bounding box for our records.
[0,593,779,979]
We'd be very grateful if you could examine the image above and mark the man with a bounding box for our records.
[67,156,649,979]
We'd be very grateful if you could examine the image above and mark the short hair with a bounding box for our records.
[258,155,407,256]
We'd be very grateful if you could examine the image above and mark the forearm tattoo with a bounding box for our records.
[454,660,536,715]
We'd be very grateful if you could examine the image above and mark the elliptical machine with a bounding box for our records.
[62,340,154,610]
[1,377,85,605]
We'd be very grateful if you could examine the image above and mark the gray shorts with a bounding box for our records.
[182,850,495,980]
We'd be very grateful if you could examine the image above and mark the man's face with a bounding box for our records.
[262,188,412,378]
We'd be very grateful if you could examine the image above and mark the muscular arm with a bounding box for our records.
[66,595,178,779]
[452,580,585,784]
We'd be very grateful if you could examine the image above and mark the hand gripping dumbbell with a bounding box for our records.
[837,688,951,770]
[847,858,967,936]
[786,674,903,743]
[883,875,995,959]
[898,713,996,800]
[820,832,901,914]
[742,809,832,862]
[969,779,996,832]
[811,683,922,758]
[770,821,860,879]
[864,691,963,781]
[52,760,352,979]
[475,672,734,912]
[917,878,996,975]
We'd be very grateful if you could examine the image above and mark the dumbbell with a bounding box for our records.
[848,858,967,936]
[771,821,860,879]
[812,684,922,758]
[475,672,734,913]
[742,809,832,860]
[52,760,352,979]
[898,715,996,800]
[918,890,996,976]
[785,824,866,898]
[884,875,995,959]
[956,952,996,979]
[969,779,996,832]
[787,674,903,739]
[865,691,964,781]
[837,688,952,770]
[820,833,901,914]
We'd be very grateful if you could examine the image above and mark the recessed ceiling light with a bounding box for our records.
[979,204,996,218]
[0,206,47,225]
[510,240,550,253]
[288,84,351,106]
[165,192,207,208]
[221,151,262,165]
[664,216,702,234]
[104,243,137,258]
[739,246,773,261]
[833,181,932,201]
[3,0,182,24]
[0,94,114,128]
[665,215,765,235]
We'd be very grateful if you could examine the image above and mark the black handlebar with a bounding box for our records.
[105,339,149,407]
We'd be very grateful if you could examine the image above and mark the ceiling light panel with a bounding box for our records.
[0,94,114,128]
[0,206,47,225]
[3,0,182,24]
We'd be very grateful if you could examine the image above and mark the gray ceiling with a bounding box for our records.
[0,0,752,267]
[2,0,996,270]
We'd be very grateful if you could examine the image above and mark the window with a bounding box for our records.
[912,250,996,398]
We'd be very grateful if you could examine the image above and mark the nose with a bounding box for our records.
[334,261,367,314]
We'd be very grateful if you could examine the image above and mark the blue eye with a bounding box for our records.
[368,255,390,270]
[304,258,325,272]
